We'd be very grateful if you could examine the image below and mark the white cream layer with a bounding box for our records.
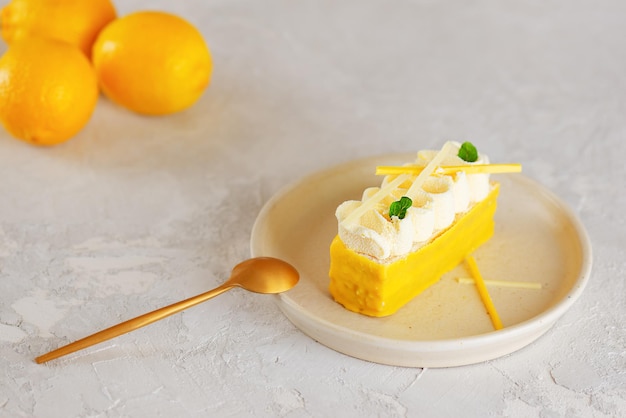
[336,143,491,260]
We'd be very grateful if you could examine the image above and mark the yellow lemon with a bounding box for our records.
[0,37,99,146]
[1,0,117,56]
[92,11,212,115]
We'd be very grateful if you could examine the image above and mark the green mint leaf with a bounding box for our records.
[458,141,478,162]
[389,196,413,220]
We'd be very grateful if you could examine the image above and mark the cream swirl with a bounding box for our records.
[336,142,492,261]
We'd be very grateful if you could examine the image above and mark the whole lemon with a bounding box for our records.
[1,0,117,56]
[92,11,212,116]
[0,37,99,146]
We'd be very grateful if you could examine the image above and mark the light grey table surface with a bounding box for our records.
[1,1,624,417]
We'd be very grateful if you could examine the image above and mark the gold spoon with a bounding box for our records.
[35,257,299,364]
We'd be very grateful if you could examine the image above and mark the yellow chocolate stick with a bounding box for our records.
[376,163,522,176]
[465,256,503,330]
[456,277,542,290]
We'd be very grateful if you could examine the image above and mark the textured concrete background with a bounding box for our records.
[0,0,624,416]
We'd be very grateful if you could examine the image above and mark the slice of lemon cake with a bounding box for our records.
[329,141,518,317]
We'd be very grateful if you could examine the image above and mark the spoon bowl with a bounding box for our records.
[35,257,299,364]
[229,257,299,293]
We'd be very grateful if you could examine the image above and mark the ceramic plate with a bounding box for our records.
[250,154,592,368]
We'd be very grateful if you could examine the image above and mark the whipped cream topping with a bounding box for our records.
[336,142,491,261]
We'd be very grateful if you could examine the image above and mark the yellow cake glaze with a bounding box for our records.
[329,183,500,317]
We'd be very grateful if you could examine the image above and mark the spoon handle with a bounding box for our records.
[35,282,234,364]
